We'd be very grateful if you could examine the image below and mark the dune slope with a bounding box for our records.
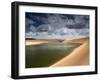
[50,41,89,67]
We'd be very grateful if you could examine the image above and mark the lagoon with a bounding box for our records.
[25,43,80,68]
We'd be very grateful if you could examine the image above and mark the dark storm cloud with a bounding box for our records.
[25,12,89,39]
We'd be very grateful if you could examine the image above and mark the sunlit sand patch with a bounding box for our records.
[26,41,49,45]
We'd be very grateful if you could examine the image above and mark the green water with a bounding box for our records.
[25,43,79,68]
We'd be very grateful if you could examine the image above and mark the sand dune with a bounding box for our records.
[50,40,89,67]
[63,37,89,44]
[26,37,89,46]
[26,41,49,45]
[26,40,60,46]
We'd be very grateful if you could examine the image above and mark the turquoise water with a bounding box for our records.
[25,43,79,68]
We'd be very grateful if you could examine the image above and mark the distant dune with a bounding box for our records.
[50,40,89,67]
[26,40,48,45]
[62,37,89,44]
[26,37,89,46]
[26,39,61,46]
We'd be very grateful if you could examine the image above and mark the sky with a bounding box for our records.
[25,12,89,40]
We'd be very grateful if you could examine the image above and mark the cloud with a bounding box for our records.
[25,13,89,39]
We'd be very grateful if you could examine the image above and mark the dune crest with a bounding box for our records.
[63,37,89,44]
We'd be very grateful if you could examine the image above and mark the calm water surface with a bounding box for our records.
[25,43,80,68]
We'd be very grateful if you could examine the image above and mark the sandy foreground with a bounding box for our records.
[50,40,89,67]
